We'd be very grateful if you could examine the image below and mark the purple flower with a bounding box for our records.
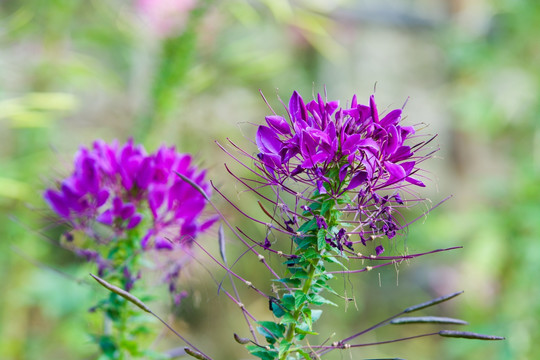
[44,139,216,250]
[226,90,436,253]
[255,92,426,192]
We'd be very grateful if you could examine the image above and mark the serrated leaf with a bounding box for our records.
[290,269,309,279]
[323,255,348,269]
[303,248,320,259]
[317,228,326,250]
[257,321,285,342]
[278,340,292,357]
[294,235,315,249]
[301,307,312,329]
[270,301,286,318]
[281,313,295,324]
[308,293,337,306]
[336,193,352,204]
[327,225,339,235]
[273,277,301,287]
[311,309,323,323]
[246,345,279,360]
[295,324,318,335]
[314,280,338,295]
[308,201,322,211]
[296,348,313,360]
[294,290,307,309]
[297,219,317,233]
[320,200,332,216]
[281,294,295,310]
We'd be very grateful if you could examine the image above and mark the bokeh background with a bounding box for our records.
[1,0,539,359]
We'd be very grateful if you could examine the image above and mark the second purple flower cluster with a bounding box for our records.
[44,139,215,250]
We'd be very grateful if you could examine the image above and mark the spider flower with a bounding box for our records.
[227,91,435,253]
[44,139,215,250]
[256,91,425,192]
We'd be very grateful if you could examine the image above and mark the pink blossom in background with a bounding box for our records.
[136,0,197,37]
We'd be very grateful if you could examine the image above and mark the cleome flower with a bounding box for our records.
[45,139,215,248]
[224,90,436,255]
[256,91,427,193]
[44,139,216,295]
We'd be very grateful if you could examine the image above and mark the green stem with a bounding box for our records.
[280,259,319,359]
[278,195,339,359]
[118,299,128,360]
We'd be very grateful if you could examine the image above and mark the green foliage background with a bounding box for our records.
[1,0,538,359]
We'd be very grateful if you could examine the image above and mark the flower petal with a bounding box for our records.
[256,125,282,154]
[44,190,70,218]
[347,171,368,190]
[265,115,291,134]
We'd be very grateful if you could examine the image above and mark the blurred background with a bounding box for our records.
[1,0,539,359]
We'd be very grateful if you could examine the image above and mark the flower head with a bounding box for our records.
[226,91,435,254]
[44,139,215,297]
[44,139,215,249]
[256,91,424,192]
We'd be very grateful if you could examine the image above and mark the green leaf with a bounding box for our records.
[257,321,285,342]
[297,219,317,233]
[282,257,299,266]
[294,290,308,309]
[308,201,322,211]
[301,307,312,329]
[246,345,279,360]
[290,267,308,278]
[323,255,347,268]
[311,309,323,323]
[278,340,292,358]
[270,299,287,318]
[294,235,315,249]
[295,323,318,335]
[320,200,332,216]
[296,348,313,360]
[281,294,295,310]
[302,248,320,259]
[281,313,295,324]
[274,277,302,287]
[97,335,117,357]
[308,293,337,306]
[336,193,352,204]
[313,279,338,295]
[317,228,326,250]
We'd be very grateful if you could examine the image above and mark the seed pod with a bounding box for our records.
[391,316,468,325]
[233,333,250,344]
[404,291,464,313]
[184,347,212,360]
[438,330,505,340]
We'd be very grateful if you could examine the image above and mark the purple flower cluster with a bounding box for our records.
[256,91,425,193]
[228,91,435,252]
[44,139,215,250]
